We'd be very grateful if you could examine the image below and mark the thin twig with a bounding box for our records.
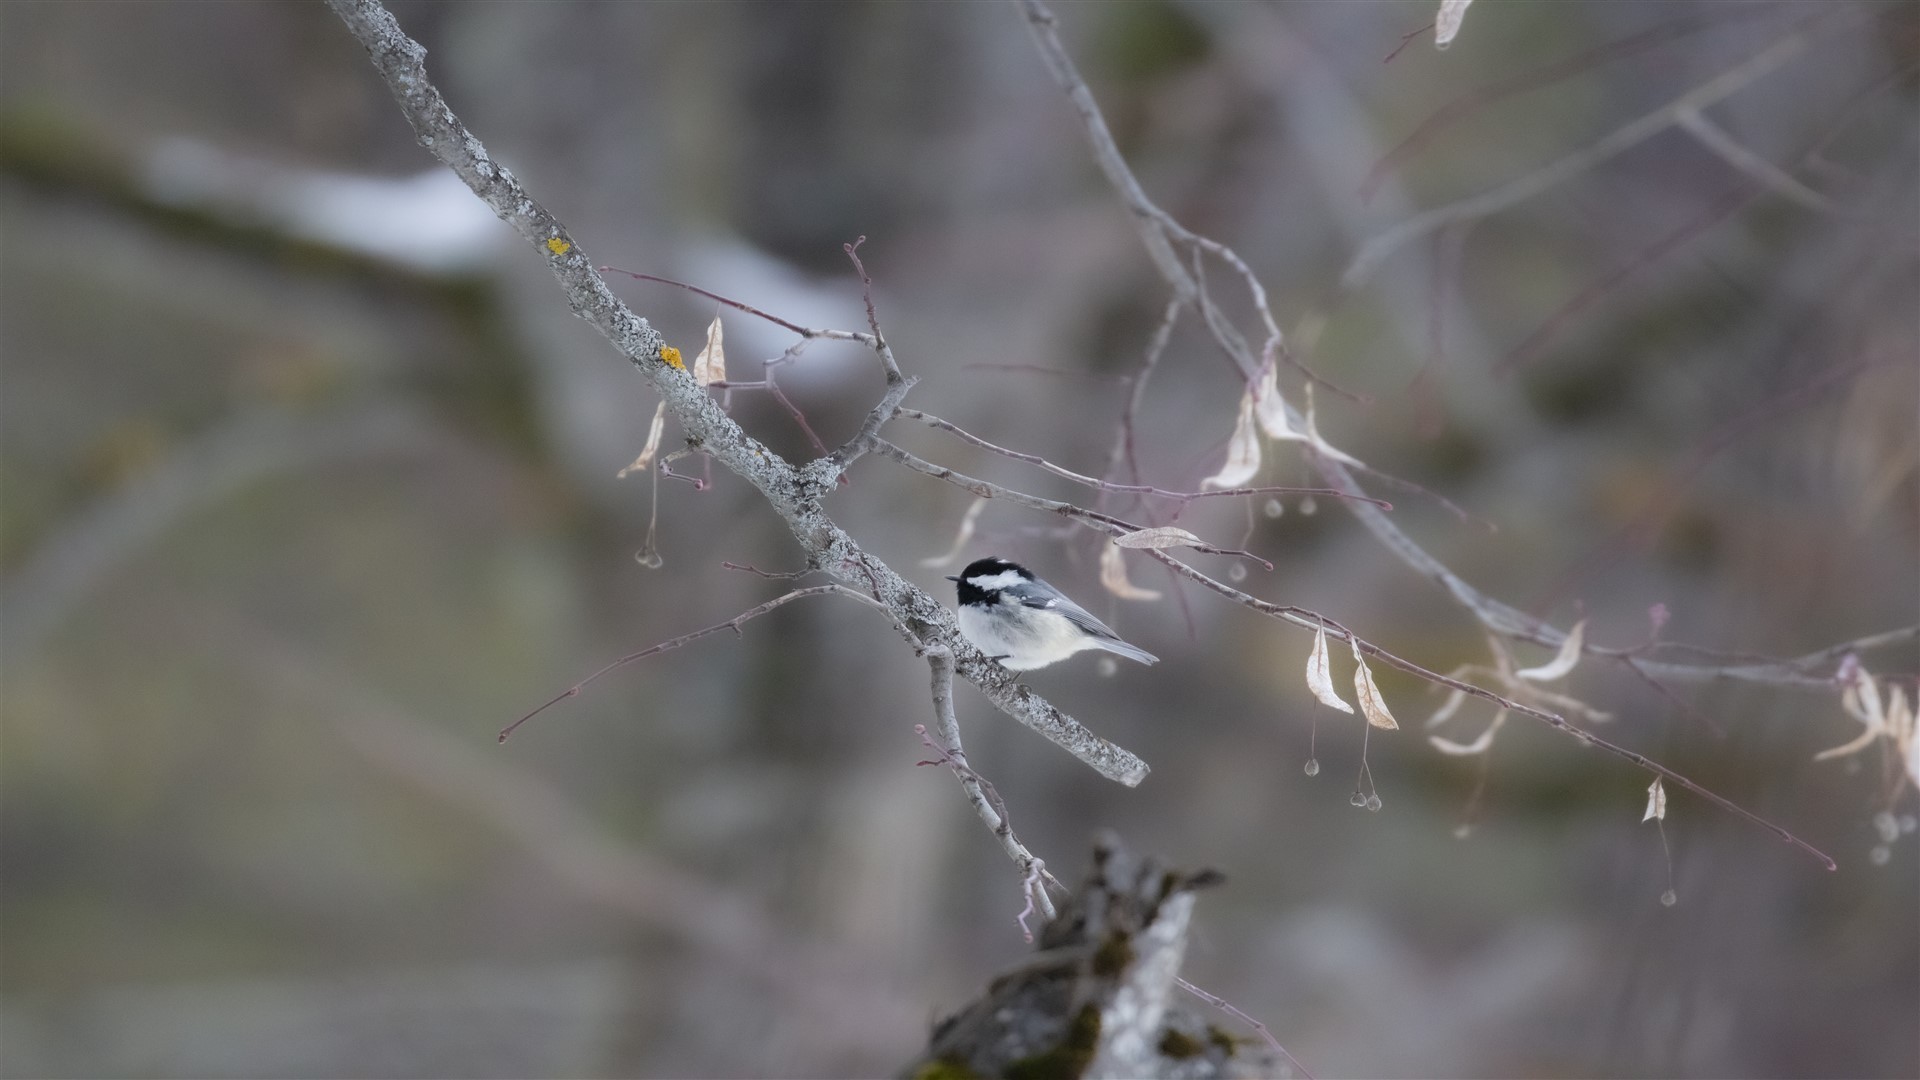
[1345,16,1836,287]
[1361,6,1777,200]
[899,409,1389,510]
[721,561,817,580]
[1677,107,1839,213]
[1139,546,1839,871]
[600,266,872,345]
[1016,0,1875,697]
[872,438,1274,569]
[922,647,1060,921]
[1176,976,1316,1080]
[501,585,887,741]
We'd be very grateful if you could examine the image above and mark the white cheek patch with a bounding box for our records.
[966,570,1027,591]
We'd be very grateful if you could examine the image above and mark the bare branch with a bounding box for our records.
[1344,18,1833,287]
[1678,107,1840,213]
[922,647,1059,922]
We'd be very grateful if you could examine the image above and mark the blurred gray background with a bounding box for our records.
[2,1,1916,1077]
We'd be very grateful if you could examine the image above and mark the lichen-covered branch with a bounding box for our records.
[326,0,1149,787]
[923,647,1059,922]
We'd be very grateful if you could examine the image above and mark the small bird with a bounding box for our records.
[947,556,1158,671]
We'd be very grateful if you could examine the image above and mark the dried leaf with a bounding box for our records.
[1252,364,1300,441]
[1299,384,1366,469]
[1113,526,1207,550]
[1349,639,1399,730]
[1813,724,1881,762]
[691,315,726,386]
[1908,732,1920,794]
[1885,683,1911,737]
[1099,540,1162,602]
[1430,710,1507,755]
[1305,626,1354,714]
[1840,662,1885,729]
[1516,620,1586,682]
[1816,660,1889,761]
[1642,777,1667,823]
[617,402,668,477]
[919,498,987,568]
[1201,393,1262,490]
[1435,0,1473,49]
[1893,685,1920,790]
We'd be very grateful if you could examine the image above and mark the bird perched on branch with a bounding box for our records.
[949,556,1158,671]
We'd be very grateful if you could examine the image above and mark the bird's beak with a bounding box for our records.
[944,575,959,582]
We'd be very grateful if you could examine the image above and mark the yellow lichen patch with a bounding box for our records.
[545,237,572,256]
[659,345,685,371]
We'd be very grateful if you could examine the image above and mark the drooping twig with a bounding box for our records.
[1017,0,1894,698]
[1138,546,1839,870]
[922,647,1060,922]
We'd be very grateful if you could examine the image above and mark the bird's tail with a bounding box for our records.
[1095,637,1159,666]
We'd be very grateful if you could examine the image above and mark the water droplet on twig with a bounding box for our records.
[1869,844,1892,866]
[1349,791,1368,808]
[1264,498,1285,519]
[1660,889,1678,907]
[1298,495,1318,516]
[1228,563,1247,583]
[1365,794,1383,812]
[1303,758,1320,777]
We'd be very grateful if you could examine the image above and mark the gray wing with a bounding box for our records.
[1006,579,1124,642]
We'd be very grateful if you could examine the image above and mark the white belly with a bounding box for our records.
[956,603,1097,670]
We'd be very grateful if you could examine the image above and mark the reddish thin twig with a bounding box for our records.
[721,561,815,580]
[964,362,1134,384]
[601,267,827,340]
[873,439,1275,570]
[1494,181,1761,376]
[1534,353,1882,608]
[1382,20,1433,65]
[1363,6,1777,199]
[901,409,1391,510]
[713,338,834,457]
[501,586,872,741]
[1177,977,1316,1080]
